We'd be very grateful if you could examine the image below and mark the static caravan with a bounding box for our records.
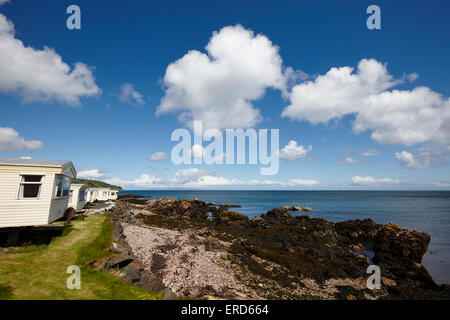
[0,158,76,228]
[86,187,111,202]
[85,187,118,202]
[68,184,88,211]
[109,190,118,200]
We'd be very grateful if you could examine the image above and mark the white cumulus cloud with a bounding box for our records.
[104,168,320,189]
[182,175,233,188]
[157,24,289,129]
[395,147,446,169]
[149,152,167,161]
[119,83,145,106]
[78,169,105,179]
[0,127,43,151]
[105,174,162,188]
[0,14,101,105]
[361,149,381,157]
[278,140,312,161]
[288,179,319,186]
[172,168,213,184]
[351,176,399,186]
[282,59,399,124]
[433,181,450,187]
[340,157,359,165]
[353,87,450,145]
[282,58,450,147]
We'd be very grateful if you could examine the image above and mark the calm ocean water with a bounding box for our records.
[121,190,450,285]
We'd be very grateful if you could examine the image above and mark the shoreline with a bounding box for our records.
[103,194,450,300]
[120,190,450,285]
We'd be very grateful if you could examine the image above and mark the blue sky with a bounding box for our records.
[1,0,449,189]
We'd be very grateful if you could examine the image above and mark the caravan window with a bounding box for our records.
[79,190,85,202]
[54,175,71,198]
[18,175,43,198]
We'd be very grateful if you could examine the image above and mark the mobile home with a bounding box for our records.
[85,187,118,202]
[0,158,76,228]
[68,184,88,211]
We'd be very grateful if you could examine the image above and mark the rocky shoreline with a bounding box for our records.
[102,194,450,300]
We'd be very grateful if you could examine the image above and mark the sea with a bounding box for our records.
[120,190,450,285]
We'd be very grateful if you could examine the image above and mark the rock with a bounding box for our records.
[163,287,179,300]
[265,208,290,218]
[355,254,370,265]
[385,222,402,231]
[138,272,165,292]
[335,219,380,241]
[180,199,191,210]
[104,253,134,269]
[381,277,397,288]
[249,217,264,226]
[346,294,357,300]
[302,207,312,212]
[123,265,141,283]
[213,209,248,225]
[373,227,430,263]
[281,205,303,211]
[111,243,129,254]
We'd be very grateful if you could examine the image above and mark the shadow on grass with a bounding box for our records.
[0,283,13,300]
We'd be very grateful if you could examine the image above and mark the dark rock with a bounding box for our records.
[373,225,430,263]
[335,219,380,241]
[138,272,165,292]
[355,254,370,265]
[104,253,134,269]
[123,265,141,283]
[163,287,179,300]
[213,209,248,225]
[265,208,290,219]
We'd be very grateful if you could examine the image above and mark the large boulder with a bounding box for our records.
[212,209,248,225]
[104,253,134,269]
[373,224,430,263]
[335,219,380,241]
[265,208,291,219]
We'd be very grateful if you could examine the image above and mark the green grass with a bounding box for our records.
[76,214,114,265]
[0,284,13,299]
[72,178,122,190]
[0,214,161,300]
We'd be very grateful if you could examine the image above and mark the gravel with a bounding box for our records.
[122,223,261,298]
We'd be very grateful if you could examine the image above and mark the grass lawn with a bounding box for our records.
[0,214,162,300]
